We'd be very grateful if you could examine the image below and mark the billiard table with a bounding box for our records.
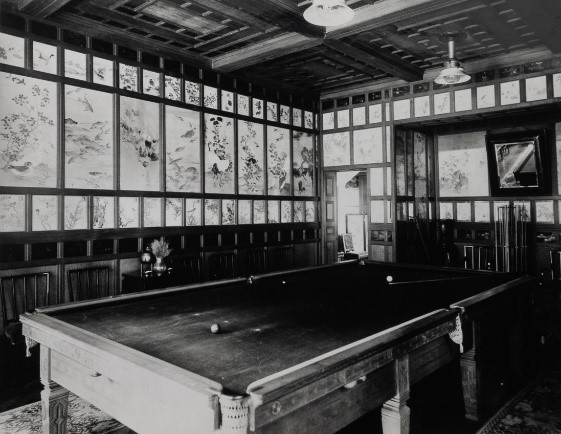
[21,261,534,434]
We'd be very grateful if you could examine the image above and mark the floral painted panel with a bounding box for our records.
[143,70,160,96]
[267,126,291,196]
[0,73,57,187]
[268,200,279,223]
[120,96,160,191]
[293,201,304,223]
[0,33,24,67]
[254,200,266,224]
[438,131,489,197]
[433,93,451,115]
[322,132,350,167]
[474,201,490,223]
[304,111,313,129]
[280,105,290,124]
[204,114,235,194]
[267,102,278,122]
[281,201,292,223]
[222,199,235,225]
[166,106,200,192]
[65,86,113,189]
[456,202,471,221]
[64,49,86,81]
[353,107,366,126]
[93,57,114,86]
[237,95,250,116]
[185,81,200,105]
[0,194,25,232]
[238,120,264,195]
[439,202,453,219]
[33,42,57,74]
[554,73,561,98]
[119,64,137,91]
[185,198,201,226]
[526,76,547,102]
[238,200,252,224]
[369,104,382,124]
[454,89,472,112]
[293,131,314,196]
[143,197,162,227]
[165,198,182,227]
[476,85,495,109]
[204,86,218,109]
[536,200,554,223]
[414,96,430,117]
[32,195,58,231]
[65,196,88,230]
[93,196,114,229]
[500,81,520,105]
[204,199,220,225]
[370,200,384,223]
[370,167,384,196]
[221,90,234,113]
[322,112,334,130]
[164,76,181,101]
[393,99,411,121]
[337,110,349,128]
[252,98,263,119]
[293,108,302,127]
[119,197,139,228]
[305,201,315,222]
[354,128,383,165]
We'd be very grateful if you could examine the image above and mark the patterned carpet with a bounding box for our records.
[477,366,561,434]
[0,393,129,434]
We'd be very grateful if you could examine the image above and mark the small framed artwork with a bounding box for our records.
[500,81,521,105]
[477,85,495,109]
[434,92,451,115]
[525,76,547,102]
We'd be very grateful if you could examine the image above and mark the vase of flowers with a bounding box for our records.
[149,237,172,275]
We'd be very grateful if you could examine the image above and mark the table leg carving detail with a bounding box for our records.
[381,356,410,434]
[460,349,481,421]
[40,346,69,434]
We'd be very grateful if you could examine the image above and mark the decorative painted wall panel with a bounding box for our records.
[204,198,220,225]
[337,110,349,128]
[238,120,264,195]
[143,197,162,227]
[33,42,57,74]
[64,50,87,81]
[65,86,114,189]
[322,132,350,167]
[93,196,114,229]
[204,114,235,194]
[238,200,252,224]
[281,200,292,223]
[120,96,160,191]
[293,131,314,196]
[352,107,366,126]
[64,196,88,230]
[0,73,57,187]
[222,199,235,225]
[0,194,25,232]
[267,126,291,196]
[185,81,200,105]
[474,201,490,222]
[119,64,137,91]
[164,76,181,100]
[267,102,277,122]
[353,128,383,164]
[476,85,495,109]
[322,112,334,130]
[203,86,218,109]
[369,104,382,123]
[221,90,234,113]
[185,198,201,226]
[454,89,472,112]
[237,95,250,116]
[252,98,263,119]
[166,106,201,192]
[267,200,279,223]
[165,198,182,227]
[293,201,304,223]
[254,200,266,224]
[433,93,450,115]
[119,197,139,228]
[93,57,114,86]
[32,195,58,231]
[305,201,315,222]
[525,76,547,102]
[0,33,24,67]
[143,70,161,96]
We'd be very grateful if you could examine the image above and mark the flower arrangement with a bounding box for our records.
[149,237,172,259]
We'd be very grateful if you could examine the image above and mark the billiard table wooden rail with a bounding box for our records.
[20,262,536,434]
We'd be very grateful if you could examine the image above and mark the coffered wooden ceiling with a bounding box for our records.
[9,0,561,93]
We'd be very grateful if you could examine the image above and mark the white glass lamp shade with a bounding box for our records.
[303,0,354,27]
[434,58,471,85]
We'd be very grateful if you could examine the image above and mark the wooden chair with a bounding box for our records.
[239,248,268,277]
[67,267,110,302]
[268,245,294,272]
[205,251,237,280]
[0,272,50,344]
[167,254,203,283]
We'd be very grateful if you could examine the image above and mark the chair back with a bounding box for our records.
[206,251,237,280]
[239,248,268,277]
[67,267,110,302]
[167,255,202,283]
[268,245,294,272]
[0,272,50,343]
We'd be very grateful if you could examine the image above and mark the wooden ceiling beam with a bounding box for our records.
[507,0,561,54]
[18,0,73,18]
[324,39,423,82]
[212,33,323,72]
[138,1,223,34]
[468,2,526,51]
[320,50,384,79]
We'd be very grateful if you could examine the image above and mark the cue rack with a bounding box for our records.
[495,204,528,272]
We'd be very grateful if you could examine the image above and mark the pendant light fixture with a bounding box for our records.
[434,37,471,85]
[303,0,354,27]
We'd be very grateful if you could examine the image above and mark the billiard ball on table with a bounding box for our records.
[210,324,221,334]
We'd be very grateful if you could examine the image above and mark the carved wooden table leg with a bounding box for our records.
[381,356,410,434]
[460,348,481,421]
[40,346,69,434]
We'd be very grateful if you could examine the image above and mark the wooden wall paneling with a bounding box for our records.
[323,171,338,264]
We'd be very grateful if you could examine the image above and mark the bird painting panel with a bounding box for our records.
[119,64,138,92]
[0,73,57,187]
[143,70,161,96]
[237,120,264,195]
[65,86,113,189]
[33,42,57,74]
[204,114,234,194]
[267,126,290,196]
[93,196,114,229]
[120,96,160,191]
[292,131,313,197]
[93,57,114,87]
[165,106,200,192]
[0,194,25,232]
[64,49,87,81]
[32,195,58,231]
[0,32,24,67]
